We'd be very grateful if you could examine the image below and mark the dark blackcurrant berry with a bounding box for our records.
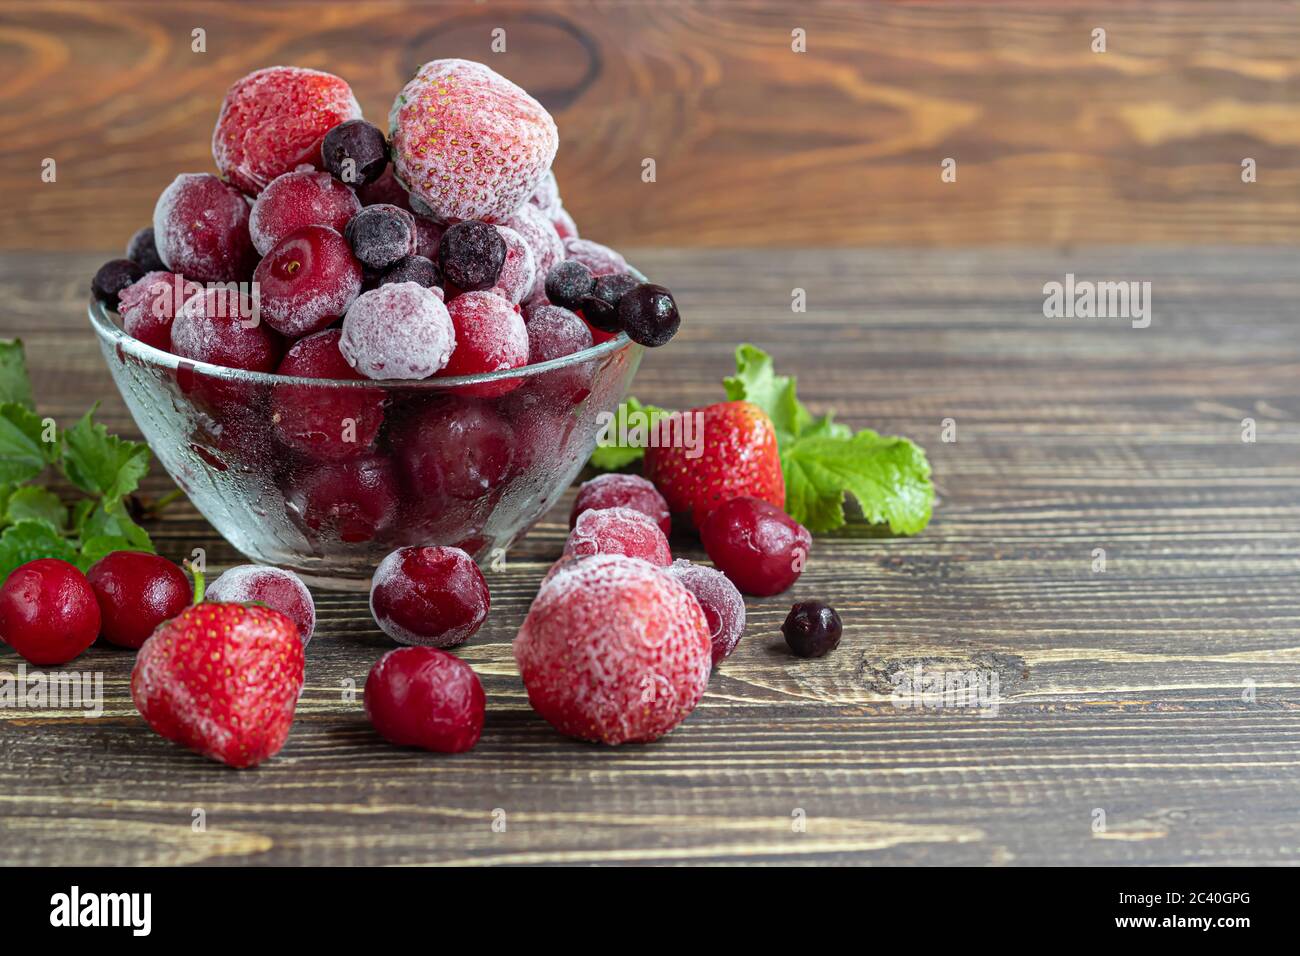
[91,258,145,309]
[380,254,440,289]
[125,226,166,272]
[580,294,621,333]
[438,220,506,292]
[781,602,842,658]
[545,260,595,310]
[618,283,680,347]
[345,203,416,270]
[593,273,639,308]
[322,119,389,187]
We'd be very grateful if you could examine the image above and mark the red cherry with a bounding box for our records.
[437,291,529,398]
[285,454,399,544]
[86,551,192,649]
[391,398,515,502]
[270,329,384,461]
[254,225,363,338]
[700,496,812,596]
[365,646,485,753]
[0,559,101,665]
[369,546,489,648]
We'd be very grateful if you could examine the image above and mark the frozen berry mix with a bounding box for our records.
[271,328,384,460]
[438,291,529,397]
[153,173,258,283]
[666,560,746,666]
[438,220,506,292]
[563,506,672,565]
[255,225,363,337]
[369,546,489,648]
[782,602,842,658]
[570,473,671,536]
[207,565,316,646]
[86,551,192,650]
[249,168,361,256]
[340,282,454,380]
[91,258,145,309]
[320,118,388,187]
[366,647,485,753]
[701,495,812,597]
[0,558,101,666]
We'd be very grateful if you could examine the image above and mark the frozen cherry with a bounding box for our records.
[563,506,672,565]
[782,602,842,658]
[271,328,384,460]
[365,646,485,752]
[125,226,166,272]
[320,118,388,186]
[380,254,439,289]
[370,546,490,648]
[249,169,361,256]
[171,285,283,372]
[563,237,627,277]
[619,283,680,347]
[527,304,592,362]
[666,559,746,666]
[207,565,316,645]
[438,220,505,292]
[91,258,145,309]
[340,282,455,380]
[552,206,578,240]
[345,203,417,270]
[153,172,258,282]
[544,260,595,311]
[489,225,536,305]
[570,473,670,536]
[701,495,812,596]
[529,169,562,217]
[254,225,363,337]
[285,453,398,543]
[392,397,514,502]
[86,551,192,650]
[0,558,101,665]
[438,291,529,397]
[502,203,563,301]
[118,271,195,351]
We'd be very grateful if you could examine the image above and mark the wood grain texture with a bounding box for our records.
[1,248,1299,865]
[2,0,1299,250]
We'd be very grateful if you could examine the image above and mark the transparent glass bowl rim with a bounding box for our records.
[88,298,635,391]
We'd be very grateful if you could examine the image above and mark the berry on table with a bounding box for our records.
[618,282,680,347]
[701,495,812,597]
[345,203,417,271]
[285,453,399,543]
[125,226,166,272]
[380,254,440,289]
[570,473,671,536]
[437,220,506,292]
[86,551,192,650]
[391,397,515,502]
[544,260,596,311]
[665,560,746,666]
[389,58,558,222]
[207,565,316,646]
[152,173,259,283]
[369,546,490,648]
[320,118,389,186]
[271,328,384,460]
[0,558,101,665]
[513,554,712,745]
[254,225,363,337]
[91,258,145,309]
[782,602,842,658]
[365,646,485,753]
[489,225,536,304]
[339,282,455,380]
[249,169,361,256]
[213,66,362,195]
[563,506,672,565]
[438,291,529,397]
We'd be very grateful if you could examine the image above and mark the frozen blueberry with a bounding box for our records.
[91,258,145,309]
[781,602,842,658]
[380,254,440,289]
[124,227,166,272]
[618,283,680,347]
[321,119,389,187]
[544,259,595,311]
[437,220,505,292]
[345,203,416,270]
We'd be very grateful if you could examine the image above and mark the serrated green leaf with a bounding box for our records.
[0,520,79,581]
[0,402,57,485]
[80,501,152,551]
[723,344,805,442]
[782,431,934,535]
[0,340,34,410]
[60,406,150,502]
[4,486,66,530]
[588,397,670,471]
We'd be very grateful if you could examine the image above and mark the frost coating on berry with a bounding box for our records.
[153,173,258,283]
[526,305,592,363]
[552,206,579,240]
[440,291,529,396]
[529,169,562,218]
[490,225,536,304]
[389,59,558,222]
[250,169,361,255]
[207,565,317,646]
[255,225,364,337]
[666,560,746,666]
[119,271,195,351]
[369,546,489,648]
[213,66,362,195]
[563,507,672,566]
[515,555,712,744]
[503,203,564,301]
[340,282,455,380]
[171,286,282,371]
[570,473,670,536]
[563,237,628,278]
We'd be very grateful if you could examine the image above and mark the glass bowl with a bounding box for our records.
[89,299,642,590]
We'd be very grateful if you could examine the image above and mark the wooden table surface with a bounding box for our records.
[1,247,1297,866]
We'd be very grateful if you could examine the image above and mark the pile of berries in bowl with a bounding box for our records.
[89,60,681,588]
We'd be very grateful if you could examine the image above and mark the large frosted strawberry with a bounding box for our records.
[643,400,785,529]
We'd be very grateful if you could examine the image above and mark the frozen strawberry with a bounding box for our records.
[254,225,363,337]
[366,647,485,753]
[213,66,362,195]
[271,328,383,460]
[153,173,258,283]
[339,282,455,380]
[570,473,670,536]
[701,496,811,597]
[132,599,304,768]
[644,401,785,529]
[502,203,564,302]
[0,559,100,666]
[369,546,489,648]
[438,291,529,397]
[389,59,558,222]
[563,237,627,277]
[118,271,198,351]
[285,453,399,544]
[514,554,712,745]
[249,169,361,255]
[563,506,672,565]
[529,169,562,218]
[207,564,316,646]
[665,560,746,666]
[490,225,536,304]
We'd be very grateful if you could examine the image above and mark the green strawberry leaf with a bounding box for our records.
[589,397,670,471]
[80,501,153,552]
[61,406,150,503]
[0,402,58,485]
[0,520,79,581]
[0,340,34,410]
[724,343,848,443]
[4,485,66,530]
